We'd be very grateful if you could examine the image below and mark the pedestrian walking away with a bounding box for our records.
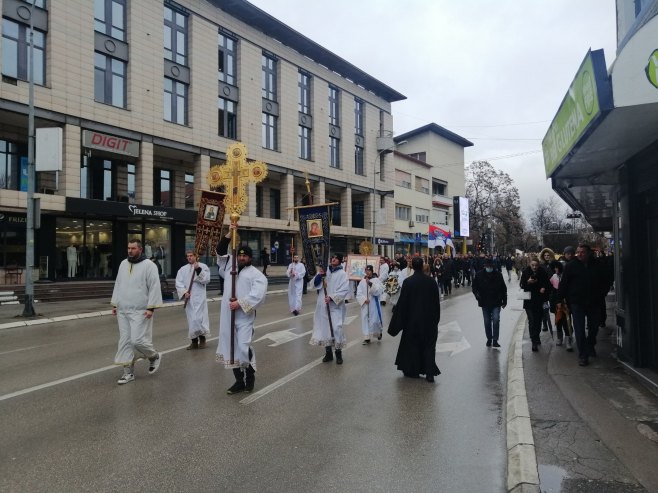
[287,254,306,315]
[472,258,507,348]
[216,245,268,394]
[111,238,163,385]
[387,257,441,382]
[356,265,384,344]
[175,250,211,350]
[309,253,350,365]
[261,247,270,276]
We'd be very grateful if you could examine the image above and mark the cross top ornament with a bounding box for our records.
[207,142,268,215]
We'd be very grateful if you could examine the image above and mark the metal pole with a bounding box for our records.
[22,0,37,317]
[371,150,381,251]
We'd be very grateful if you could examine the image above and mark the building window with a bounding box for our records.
[415,176,430,194]
[432,181,447,196]
[299,126,311,160]
[352,200,364,229]
[298,71,311,115]
[94,53,126,107]
[262,54,277,100]
[185,172,194,209]
[355,146,364,175]
[256,185,263,217]
[269,188,280,219]
[94,0,126,41]
[416,208,430,223]
[0,140,21,191]
[395,169,411,189]
[330,137,340,169]
[81,158,117,200]
[329,86,340,126]
[2,19,45,85]
[395,204,411,221]
[154,168,172,207]
[432,207,449,225]
[262,113,277,150]
[218,97,237,139]
[164,77,187,125]
[218,32,236,85]
[330,200,341,226]
[164,5,187,65]
[354,99,364,136]
[127,164,135,203]
[408,151,426,162]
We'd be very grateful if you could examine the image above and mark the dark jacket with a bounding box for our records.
[472,269,507,308]
[557,256,608,308]
[520,266,550,310]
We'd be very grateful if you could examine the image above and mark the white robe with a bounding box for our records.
[287,261,306,313]
[175,262,211,339]
[309,266,350,350]
[356,277,384,338]
[215,256,268,369]
[111,258,163,365]
[379,263,390,302]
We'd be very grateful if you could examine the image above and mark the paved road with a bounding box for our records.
[0,284,521,492]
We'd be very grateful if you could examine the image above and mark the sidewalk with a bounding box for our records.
[0,284,288,330]
[513,296,658,492]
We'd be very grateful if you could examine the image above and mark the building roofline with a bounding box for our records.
[394,123,474,148]
[213,0,407,103]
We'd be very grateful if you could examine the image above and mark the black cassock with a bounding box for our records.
[388,271,441,377]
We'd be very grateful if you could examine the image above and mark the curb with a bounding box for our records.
[506,311,540,493]
[0,288,288,331]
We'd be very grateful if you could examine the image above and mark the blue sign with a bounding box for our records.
[20,157,28,192]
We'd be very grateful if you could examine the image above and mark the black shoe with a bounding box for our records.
[245,369,255,392]
[492,341,501,348]
[377,333,382,341]
[578,358,589,367]
[589,346,597,357]
[531,344,538,352]
[227,381,246,394]
[542,327,548,332]
[186,341,199,350]
[322,347,333,362]
[292,310,299,316]
[380,301,386,306]
[426,375,435,383]
[486,340,492,347]
[335,350,343,365]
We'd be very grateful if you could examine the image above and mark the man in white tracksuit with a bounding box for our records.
[111,239,163,385]
[175,251,211,350]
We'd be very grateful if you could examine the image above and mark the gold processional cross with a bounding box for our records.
[207,142,268,249]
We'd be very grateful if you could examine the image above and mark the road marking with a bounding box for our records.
[0,344,55,356]
[436,320,471,357]
[0,312,359,402]
[240,339,360,405]
[254,329,313,346]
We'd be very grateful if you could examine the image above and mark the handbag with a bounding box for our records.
[516,291,531,301]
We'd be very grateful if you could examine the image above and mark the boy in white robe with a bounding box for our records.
[175,251,211,349]
[356,265,384,344]
[287,255,306,315]
[309,253,350,364]
[216,245,268,394]
[111,239,163,385]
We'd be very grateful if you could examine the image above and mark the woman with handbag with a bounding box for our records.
[520,257,551,352]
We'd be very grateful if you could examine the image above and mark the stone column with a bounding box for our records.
[194,154,210,210]
[137,141,154,205]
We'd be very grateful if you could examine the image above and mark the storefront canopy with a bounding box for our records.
[544,18,658,230]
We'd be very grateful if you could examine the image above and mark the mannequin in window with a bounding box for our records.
[67,244,78,278]
[145,241,153,259]
[155,244,166,276]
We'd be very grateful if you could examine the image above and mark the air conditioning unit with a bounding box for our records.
[408,220,415,228]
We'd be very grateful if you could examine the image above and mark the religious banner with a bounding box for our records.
[298,204,332,278]
[194,190,227,256]
[346,254,380,281]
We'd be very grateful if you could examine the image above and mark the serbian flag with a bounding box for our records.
[428,225,451,249]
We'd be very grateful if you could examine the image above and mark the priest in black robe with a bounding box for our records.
[388,256,441,382]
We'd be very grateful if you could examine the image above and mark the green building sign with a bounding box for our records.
[542,50,612,178]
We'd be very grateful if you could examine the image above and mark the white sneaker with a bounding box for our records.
[566,337,574,352]
[148,352,162,375]
[117,372,135,385]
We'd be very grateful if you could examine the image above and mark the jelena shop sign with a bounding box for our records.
[66,198,196,222]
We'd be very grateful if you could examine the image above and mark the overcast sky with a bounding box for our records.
[248,0,618,220]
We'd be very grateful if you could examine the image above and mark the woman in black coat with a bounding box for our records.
[520,257,551,352]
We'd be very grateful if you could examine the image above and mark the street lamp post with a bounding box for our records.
[371,141,406,255]
[22,0,37,317]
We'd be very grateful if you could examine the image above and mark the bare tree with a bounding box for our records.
[465,161,524,253]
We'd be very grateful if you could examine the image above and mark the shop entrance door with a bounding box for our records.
[648,214,658,369]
